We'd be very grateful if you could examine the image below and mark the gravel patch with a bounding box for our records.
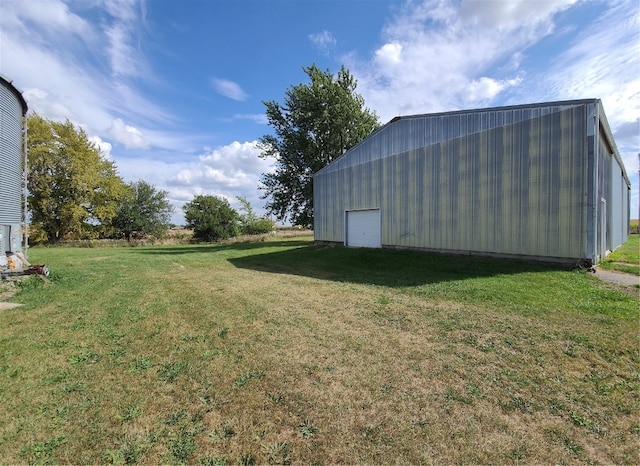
[593,268,639,287]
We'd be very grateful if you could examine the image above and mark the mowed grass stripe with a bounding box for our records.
[0,236,637,464]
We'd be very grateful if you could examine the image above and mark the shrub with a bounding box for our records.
[243,218,275,235]
[183,195,239,242]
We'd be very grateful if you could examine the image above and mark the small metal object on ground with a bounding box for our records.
[23,265,50,276]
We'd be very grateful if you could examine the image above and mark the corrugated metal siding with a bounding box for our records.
[315,102,591,260]
[598,125,629,255]
[597,131,611,256]
[317,101,591,177]
[0,82,24,224]
[610,161,628,248]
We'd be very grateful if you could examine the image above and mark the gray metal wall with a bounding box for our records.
[586,102,630,262]
[315,100,630,263]
[599,126,629,255]
[0,80,25,225]
[319,101,590,177]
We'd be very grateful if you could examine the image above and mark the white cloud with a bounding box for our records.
[170,141,271,189]
[103,0,149,78]
[4,36,114,128]
[459,0,576,30]
[346,0,578,121]
[23,88,75,122]
[89,136,113,160]
[109,119,150,149]
[0,0,172,134]
[104,0,139,23]
[106,23,140,78]
[465,75,524,104]
[309,30,337,53]
[110,82,174,125]
[465,77,506,103]
[533,1,640,126]
[211,78,249,101]
[4,0,95,41]
[103,141,274,224]
[375,42,403,66]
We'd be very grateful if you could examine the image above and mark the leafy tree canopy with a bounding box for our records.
[27,113,127,242]
[112,180,174,240]
[259,64,380,227]
[183,195,239,242]
[236,196,275,235]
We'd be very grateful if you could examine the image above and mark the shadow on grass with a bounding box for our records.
[227,242,568,287]
[132,240,312,255]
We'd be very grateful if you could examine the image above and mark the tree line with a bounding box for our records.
[26,115,273,244]
[25,63,378,243]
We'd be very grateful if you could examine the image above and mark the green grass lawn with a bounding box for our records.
[600,234,640,275]
[0,236,638,464]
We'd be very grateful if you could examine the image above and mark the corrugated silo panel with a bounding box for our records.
[0,80,25,225]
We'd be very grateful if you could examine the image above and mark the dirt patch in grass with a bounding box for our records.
[0,302,22,310]
[0,280,18,298]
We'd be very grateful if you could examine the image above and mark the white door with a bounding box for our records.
[346,209,381,248]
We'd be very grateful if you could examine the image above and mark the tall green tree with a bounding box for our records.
[183,195,239,242]
[259,64,380,227]
[236,196,275,235]
[112,180,173,240]
[27,113,126,242]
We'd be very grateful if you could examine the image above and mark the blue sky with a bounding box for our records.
[1,0,638,224]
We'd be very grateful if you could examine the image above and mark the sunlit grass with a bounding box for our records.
[1,236,638,464]
[600,234,639,275]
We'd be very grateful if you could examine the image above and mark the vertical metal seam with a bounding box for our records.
[593,105,600,264]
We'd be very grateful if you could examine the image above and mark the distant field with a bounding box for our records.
[0,236,638,464]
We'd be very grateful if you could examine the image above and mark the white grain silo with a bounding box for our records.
[0,75,29,273]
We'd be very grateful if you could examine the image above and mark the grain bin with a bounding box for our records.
[0,75,29,273]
